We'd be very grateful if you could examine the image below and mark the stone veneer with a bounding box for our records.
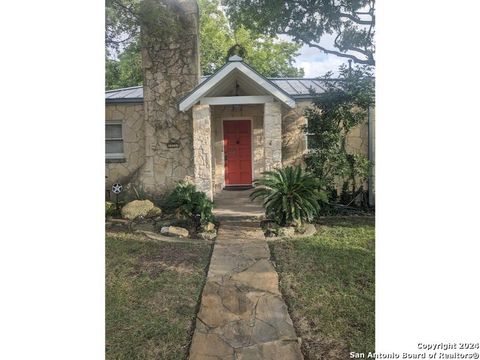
[264,102,283,171]
[138,0,200,196]
[192,104,213,199]
[105,103,145,188]
[105,99,374,199]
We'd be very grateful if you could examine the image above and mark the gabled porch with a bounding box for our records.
[179,56,296,199]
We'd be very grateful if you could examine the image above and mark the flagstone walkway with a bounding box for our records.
[189,190,303,360]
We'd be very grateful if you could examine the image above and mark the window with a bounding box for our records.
[106,122,124,159]
[306,134,319,150]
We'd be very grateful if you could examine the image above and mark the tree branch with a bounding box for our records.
[292,34,374,65]
[339,13,373,25]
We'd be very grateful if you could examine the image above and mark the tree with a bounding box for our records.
[200,0,304,76]
[106,41,142,90]
[223,0,375,66]
[105,0,304,89]
[304,64,374,205]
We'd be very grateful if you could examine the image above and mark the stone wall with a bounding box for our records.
[264,102,282,171]
[192,104,213,198]
[282,100,309,166]
[105,104,145,188]
[138,0,200,196]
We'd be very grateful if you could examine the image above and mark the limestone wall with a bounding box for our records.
[281,100,372,164]
[105,104,145,188]
[282,100,309,166]
[139,0,200,196]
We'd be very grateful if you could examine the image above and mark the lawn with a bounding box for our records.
[106,233,211,360]
[269,216,375,360]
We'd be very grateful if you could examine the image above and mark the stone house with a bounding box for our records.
[105,0,375,204]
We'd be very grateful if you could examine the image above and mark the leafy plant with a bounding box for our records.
[105,201,120,218]
[304,64,374,208]
[163,181,214,227]
[250,166,327,226]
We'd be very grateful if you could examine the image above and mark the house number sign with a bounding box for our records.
[167,140,180,149]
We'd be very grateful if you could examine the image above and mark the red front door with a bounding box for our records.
[223,120,252,185]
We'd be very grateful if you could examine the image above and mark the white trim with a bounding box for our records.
[200,95,273,106]
[105,121,124,158]
[179,62,296,111]
[221,118,254,188]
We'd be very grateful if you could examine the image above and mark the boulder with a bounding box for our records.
[121,200,158,220]
[160,226,189,238]
[202,222,216,232]
[279,227,295,238]
[198,231,217,240]
[146,206,162,218]
[296,223,317,237]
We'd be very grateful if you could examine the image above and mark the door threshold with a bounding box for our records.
[223,185,253,191]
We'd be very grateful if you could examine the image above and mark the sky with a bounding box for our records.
[294,43,349,78]
[280,33,350,78]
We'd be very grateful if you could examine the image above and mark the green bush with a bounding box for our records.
[163,181,214,227]
[250,165,327,226]
[105,201,120,218]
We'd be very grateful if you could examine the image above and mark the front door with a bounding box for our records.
[223,120,252,186]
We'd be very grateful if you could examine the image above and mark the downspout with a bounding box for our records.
[367,106,374,206]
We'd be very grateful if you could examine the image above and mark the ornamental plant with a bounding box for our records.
[163,181,214,227]
[304,64,374,206]
[250,165,327,226]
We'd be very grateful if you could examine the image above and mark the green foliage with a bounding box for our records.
[200,0,304,77]
[304,64,374,206]
[250,166,327,226]
[106,41,143,90]
[105,0,304,90]
[224,0,375,66]
[163,181,214,226]
[105,201,120,218]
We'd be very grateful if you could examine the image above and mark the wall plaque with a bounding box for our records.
[166,140,180,149]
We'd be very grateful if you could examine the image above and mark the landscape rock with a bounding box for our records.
[161,226,189,238]
[146,206,162,218]
[203,222,216,232]
[279,227,295,238]
[198,231,217,241]
[121,200,156,220]
[296,223,316,237]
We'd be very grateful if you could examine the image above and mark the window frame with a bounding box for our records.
[105,120,124,159]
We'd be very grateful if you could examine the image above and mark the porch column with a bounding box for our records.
[192,104,213,200]
[263,102,282,171]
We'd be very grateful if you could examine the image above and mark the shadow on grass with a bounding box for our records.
[106,235,212,360]
[270,220,375,360]
[316,215,375,228]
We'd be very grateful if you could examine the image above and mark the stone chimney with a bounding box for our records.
[139,0,200,195]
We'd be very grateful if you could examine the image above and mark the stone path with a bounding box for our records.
[189,190,303,360]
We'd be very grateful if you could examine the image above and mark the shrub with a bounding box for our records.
[105,201,120,218]
[163,181,214,227]
[250,166,327,226]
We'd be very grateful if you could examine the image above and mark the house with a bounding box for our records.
[105,0,375,203]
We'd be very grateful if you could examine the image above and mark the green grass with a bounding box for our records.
[270,217,375,360]
[106,234,211,360]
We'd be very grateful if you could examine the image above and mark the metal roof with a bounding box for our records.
[105,77,337,103]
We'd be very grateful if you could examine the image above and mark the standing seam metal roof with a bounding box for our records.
[105,77,339,103]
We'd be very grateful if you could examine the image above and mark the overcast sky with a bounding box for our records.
[281,33,350,78]
[294,44,349,77]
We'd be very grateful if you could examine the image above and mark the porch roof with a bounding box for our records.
[178,56,297,111]
[106,73,338,104]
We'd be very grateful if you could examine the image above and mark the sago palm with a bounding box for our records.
[250,165,327,226]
